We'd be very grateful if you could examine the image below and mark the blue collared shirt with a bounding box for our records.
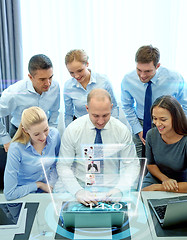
[0,79,60,144]
[4,127,61,200]
[121,66,187,134]
[63,70,119,127]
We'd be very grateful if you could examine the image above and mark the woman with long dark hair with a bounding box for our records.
[142,95,187,192]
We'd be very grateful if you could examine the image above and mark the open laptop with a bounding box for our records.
[60,201,127,228]
[148,196,187,228]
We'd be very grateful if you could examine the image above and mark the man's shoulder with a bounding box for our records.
[4,80,28,93]
[122,70,138,83]
[50,80,60,89]
[109,117,130,132]
[158,66,183,80]
[66,115,89,131]
[123,69,137,77]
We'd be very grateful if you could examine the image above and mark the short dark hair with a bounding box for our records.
[135,45,160,67]
[28,54,53,76]
[151,95,187,135]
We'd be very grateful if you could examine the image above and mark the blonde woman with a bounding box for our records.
[64,49,118,127]
[4,107,60,200]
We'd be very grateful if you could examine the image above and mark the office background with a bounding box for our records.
[20,0,187,102]
[0,0,187,129]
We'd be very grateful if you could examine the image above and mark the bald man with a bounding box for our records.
[56,88,139,205]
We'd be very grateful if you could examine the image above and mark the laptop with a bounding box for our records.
[148,196,187,228]
[60,201,127,228]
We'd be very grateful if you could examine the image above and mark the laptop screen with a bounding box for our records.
[148,196,187,227]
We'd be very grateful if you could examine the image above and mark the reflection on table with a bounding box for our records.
[0,192,152,240]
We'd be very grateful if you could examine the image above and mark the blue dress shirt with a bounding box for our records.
[63,70,119,127]
[121,66,187,135]
[0,79,60,144]
[4,127,61,200]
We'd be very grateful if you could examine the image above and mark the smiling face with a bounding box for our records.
[28,68,53,95]
[25,120,49,146]
[86,97,112,129]
[152,106,175,136]
[66,60,90,85]
[136,61,160,83]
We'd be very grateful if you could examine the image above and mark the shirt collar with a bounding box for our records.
[27,79,53,96]
[27,79,38,94]
[89,71,96,84]
[142,71,158,86]
[87,115,111,130]
[25,140,32,149]
[150,71,158,85]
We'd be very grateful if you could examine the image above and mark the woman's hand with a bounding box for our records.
[36,182,52,193]
[162,178,178,191]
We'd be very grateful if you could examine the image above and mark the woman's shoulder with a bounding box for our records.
[146,127,159,140]
[182,135,187,144]
[8,141,25,157]
[47,128,61,146]
[64,77,76,89]
[147,127,158,135]
[92,71,110,81]
[49,127,60,137]
[9,141,24,149]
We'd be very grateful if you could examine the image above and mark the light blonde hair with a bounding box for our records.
[65,49,89,65]
[12,106,47,144]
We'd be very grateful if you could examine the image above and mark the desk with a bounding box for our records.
[0,192,152,240]
[141,191,187,240]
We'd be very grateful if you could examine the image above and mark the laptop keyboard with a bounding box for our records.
[154,205,167,220]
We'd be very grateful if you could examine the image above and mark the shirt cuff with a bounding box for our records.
[0,135,12,145]
[132,123,143,135]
